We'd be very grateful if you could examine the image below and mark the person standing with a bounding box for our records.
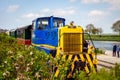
[116,45,120,58]
[113,44,117,57]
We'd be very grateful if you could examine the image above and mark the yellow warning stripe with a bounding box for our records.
[32,43,55,49]
[91,53,98,64]
[79,54,89,73]
[54,53,97,78]
[86,54,96,73]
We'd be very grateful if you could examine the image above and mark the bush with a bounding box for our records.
[0,33,120,80]
[95,48,105,54]
[0,33,69,79]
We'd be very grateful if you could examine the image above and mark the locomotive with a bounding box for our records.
[9,16,97,78]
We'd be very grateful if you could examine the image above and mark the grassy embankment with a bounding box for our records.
[84,34,120,42]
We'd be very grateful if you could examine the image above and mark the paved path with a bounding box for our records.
[97,50,120,70]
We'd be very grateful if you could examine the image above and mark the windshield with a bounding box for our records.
[38,19,49,29]
[53,19,64,28]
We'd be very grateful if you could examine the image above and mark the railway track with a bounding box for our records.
[97,59,115,70]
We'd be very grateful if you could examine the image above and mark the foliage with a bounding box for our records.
[85,24,95,34]
[73,64,120,80]
[111,20,120,35]
[0,33,70,79]
[73,70,88,80]
[97,28,103,35]
[0,33,120,80]
[85,24,103,35]
[95,48,104,54]
[114,63,120,80]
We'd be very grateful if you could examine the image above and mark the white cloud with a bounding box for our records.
[88,10,108,23]
[16,19,21,22]
[69,0,77,2]
[114,18,120,22]
[81,0,120,10]
[88,10,106,17]
[108,0,120,10]
[81,0,101,4]
[7,5,19,13]
[42,8,50,13]
[22,8,75,19]
[52,8,75,16]
[22,13,44,19]
[102,0,120,10]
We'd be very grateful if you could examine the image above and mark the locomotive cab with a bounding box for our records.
[32,16,65,53]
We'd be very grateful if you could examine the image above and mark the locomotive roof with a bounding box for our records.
[10,29,16,32]
[33,16,65,21]
[16,25,32,30]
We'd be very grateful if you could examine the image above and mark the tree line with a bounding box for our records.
[84,20,120,35]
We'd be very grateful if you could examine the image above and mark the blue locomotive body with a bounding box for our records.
[32,16,65,54]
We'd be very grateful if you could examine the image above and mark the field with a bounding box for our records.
[84,34,120,42]
[0,33,120,80]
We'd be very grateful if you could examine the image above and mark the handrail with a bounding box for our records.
[83,32,97,59]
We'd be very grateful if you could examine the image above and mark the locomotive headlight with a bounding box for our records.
[60,47,62,50]
[60,47,63,55]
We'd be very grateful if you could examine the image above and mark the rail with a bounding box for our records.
[98,59,115,70]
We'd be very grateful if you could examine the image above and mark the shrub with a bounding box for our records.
[0,33,120,80]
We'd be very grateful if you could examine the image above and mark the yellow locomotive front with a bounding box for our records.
[55,24,97,78]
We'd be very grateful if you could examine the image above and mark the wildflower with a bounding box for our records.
[4,61,7,64]
[15,66,19,71]
[8,50,13,54]
[6,71,10,74]
[16,77,20,80]
[18,54,23,58]
[3,72,7,78]
[35,72,41,78]
[30,51,33,55]
[26,67,31,72]
[27,77,30,80]
[14,63,19,67]
[30,62,33,65]
[31,58,34,61]
[2,71,10,78]
[10,56,14,59]
[14,63,19,70]
[27,63,30,66]
[16,73,24,80]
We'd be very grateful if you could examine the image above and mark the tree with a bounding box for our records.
[85,24,95,34]
[85,24,103,35]
[97,28,103,35]
[111,20,120,35]
[92,28,98,34]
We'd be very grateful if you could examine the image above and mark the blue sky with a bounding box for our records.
[0,0,120,33]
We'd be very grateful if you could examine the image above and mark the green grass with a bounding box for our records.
[84,34,120,42]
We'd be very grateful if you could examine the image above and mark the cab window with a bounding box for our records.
[38,19,48,30]
[53,19,64,28]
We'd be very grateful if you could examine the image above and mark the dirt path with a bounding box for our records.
[97,50,120,70]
